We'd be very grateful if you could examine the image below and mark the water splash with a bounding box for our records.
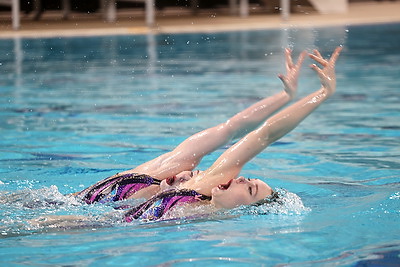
[0,185,115,236]
[389,192,400,200]
[233,188,311,216]
[0,185,80,209]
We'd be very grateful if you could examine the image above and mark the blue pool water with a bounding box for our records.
[0,23,399,266]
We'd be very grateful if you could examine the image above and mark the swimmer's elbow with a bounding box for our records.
[220,121,238,141]
[254,121,281,147]
[251,123,272,148]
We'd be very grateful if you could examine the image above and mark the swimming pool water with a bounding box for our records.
[0,23,399,266]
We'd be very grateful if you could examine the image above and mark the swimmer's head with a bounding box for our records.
[250,190,280,206]
[210,176,273,209]
[160,170,201,191]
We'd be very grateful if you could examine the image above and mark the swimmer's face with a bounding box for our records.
[160,170,201,191]
[211,177,272,209]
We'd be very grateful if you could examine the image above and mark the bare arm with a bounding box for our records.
[132,50,306,179]
[187,47,342,194]
[227,49,307,140]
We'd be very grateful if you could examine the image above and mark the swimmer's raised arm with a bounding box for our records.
[227,49,306,140]
[250,47,341,145]
[132,50,306,179]
[188,47,342,194]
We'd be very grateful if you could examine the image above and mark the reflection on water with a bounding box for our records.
[5,25,349,87]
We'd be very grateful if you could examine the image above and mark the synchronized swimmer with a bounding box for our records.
[32,46,342,225]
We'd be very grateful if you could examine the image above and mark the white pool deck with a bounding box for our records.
[0,1,399,38]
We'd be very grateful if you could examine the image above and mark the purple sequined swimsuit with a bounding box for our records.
[124,189,211,222]
[76,173,161,204]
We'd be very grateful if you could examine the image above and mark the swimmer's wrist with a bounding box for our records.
[320,86,335,98]
[282,89,295,101]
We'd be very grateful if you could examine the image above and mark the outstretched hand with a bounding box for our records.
[309,46,342,97]
[278,49,307,99]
